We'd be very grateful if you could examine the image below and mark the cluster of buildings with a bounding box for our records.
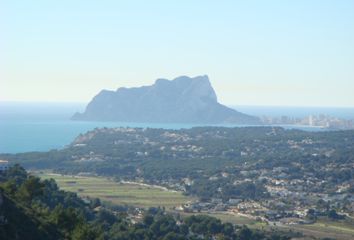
[0,160,9,172]
[261,114,354,129]
[174,173,354,226]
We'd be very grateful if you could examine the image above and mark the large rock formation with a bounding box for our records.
[72,75,260,124]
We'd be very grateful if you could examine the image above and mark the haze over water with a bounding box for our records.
[1,101,353,154]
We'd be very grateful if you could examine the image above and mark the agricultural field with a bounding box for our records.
[36,171,267,226]
[275,217,354,240]
[35,171,194,209]
[35,171,354,240]
[177,211,263,226]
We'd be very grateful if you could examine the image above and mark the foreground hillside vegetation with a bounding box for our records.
[0,165,293,240]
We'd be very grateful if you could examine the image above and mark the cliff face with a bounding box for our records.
[72,75,260,124]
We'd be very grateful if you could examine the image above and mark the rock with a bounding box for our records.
[72,75,260,124]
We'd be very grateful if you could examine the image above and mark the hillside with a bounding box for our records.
[2,127,354,239]
[0,165,292,240]
[4,126,354,202]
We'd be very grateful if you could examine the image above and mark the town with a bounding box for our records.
[4,126,354,230]
[261,114,354,129]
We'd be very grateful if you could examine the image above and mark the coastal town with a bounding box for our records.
[5,126,354,231]
[261,114,354,129]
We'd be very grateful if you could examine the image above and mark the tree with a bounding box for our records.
[239,226,253,240]
[17,176,45,201]
[72,224,103,240]
[97,209,117,225]
[143,214,154,226]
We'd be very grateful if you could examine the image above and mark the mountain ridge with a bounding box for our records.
[72,75,260,124]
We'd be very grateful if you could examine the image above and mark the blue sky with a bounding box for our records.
[1,0,353,107]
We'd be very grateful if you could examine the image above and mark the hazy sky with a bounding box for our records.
[1,0,354,107]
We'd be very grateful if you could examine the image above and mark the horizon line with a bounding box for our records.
[1,100,354,109]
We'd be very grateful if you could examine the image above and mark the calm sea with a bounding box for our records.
[1,102,353,154]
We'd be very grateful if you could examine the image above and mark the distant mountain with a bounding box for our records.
[72,75,260,124]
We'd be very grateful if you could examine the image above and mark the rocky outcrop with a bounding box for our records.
[72,75,260,124]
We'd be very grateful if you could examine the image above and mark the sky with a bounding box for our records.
[1,0,354,107]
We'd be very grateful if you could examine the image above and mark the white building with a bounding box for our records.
[309,115,314,126]
[0,160,9,172]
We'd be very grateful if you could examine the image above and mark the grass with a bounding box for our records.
[178,211,264,227]
[36,172,264,226]
[274,217,354,240]
[35,171,354,239]
[36,172,193,209]
[302,217,354,235]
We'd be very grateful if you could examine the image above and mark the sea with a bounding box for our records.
[1,102,353,154]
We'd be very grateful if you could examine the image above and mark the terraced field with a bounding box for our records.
[36,172,193,209]
[36,172,354,240]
